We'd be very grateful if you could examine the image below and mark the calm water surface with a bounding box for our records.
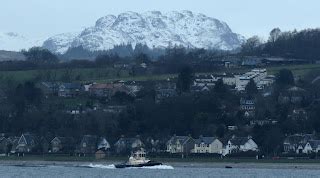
[1,164,320,178]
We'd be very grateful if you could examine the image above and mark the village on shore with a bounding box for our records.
[1,57,320,160]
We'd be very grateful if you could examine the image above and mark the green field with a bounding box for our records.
[266,64,320,77]
[0,64,320,84]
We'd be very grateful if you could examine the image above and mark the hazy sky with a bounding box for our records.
[1,0,319,39]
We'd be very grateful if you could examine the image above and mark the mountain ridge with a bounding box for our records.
[43,10,244,54]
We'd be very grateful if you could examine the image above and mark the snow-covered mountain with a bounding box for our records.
[43,11,244,54]
[0,32,43,51]
[42,33,79,54]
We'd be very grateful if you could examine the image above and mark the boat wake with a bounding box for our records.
[136,165,174,170]
[86,163,116,169]
[86,164,173,170]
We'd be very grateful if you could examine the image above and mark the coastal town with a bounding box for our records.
[2,0,320,177]
[1,53,320,160]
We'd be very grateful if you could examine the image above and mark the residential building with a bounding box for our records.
[78,135,98,155]
[235,68,267,91]
[97,137,111,151]
[194,75,218,87]
[223,136,258,156]
[279,86,307,104]
[58,83,82,97]
[283,134,316,154]
[50,137,75,153]
[290,109,308,120]
[192,136,223,154]
[250,119,278,126]
[124,81,142,97]
[240,97,255,117]
[15,133,40,153]
[302,140,320,154]
[190,85,211,93]
[41,82,59,95]
[155,82,177,103]
[222,75,237,86]
[166,135,195,154]
[89,83,129,98]
[114,136,144,154]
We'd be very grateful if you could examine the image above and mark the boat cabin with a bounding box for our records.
[128,149,150,165]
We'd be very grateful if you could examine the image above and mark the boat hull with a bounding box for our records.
[115,161,162,168]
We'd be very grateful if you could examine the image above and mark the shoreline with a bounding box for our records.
[2,159,320,170]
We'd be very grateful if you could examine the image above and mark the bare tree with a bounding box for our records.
[269,28,282,43]
[241,36,263,55]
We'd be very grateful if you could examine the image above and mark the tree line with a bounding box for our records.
[241,28,320,61]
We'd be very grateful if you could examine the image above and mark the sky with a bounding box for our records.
[1,0,320,40]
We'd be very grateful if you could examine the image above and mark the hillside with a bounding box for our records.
[0,50,25,61]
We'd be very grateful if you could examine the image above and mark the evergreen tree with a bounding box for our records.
[276,69,295,86]
[245,79,258,95]
[214,79,227,93]
[176,66,194,94]
[22,47,58,65]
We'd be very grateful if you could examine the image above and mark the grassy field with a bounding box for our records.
[0,68,176,84]
[0,64,320,84]
[266,64,320,77]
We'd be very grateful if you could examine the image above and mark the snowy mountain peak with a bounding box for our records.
[43,11,244,54]
[95,15,117,28]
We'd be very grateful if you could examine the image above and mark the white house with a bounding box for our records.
[302,140,320,154]
[222,75,237,86]
[283,134,315,153]
[235,68,267,91]
[192,136,223,154]
[194,74,237,88]
[194,75,218,87]
[223,136,258,156]
[97,137,111,151]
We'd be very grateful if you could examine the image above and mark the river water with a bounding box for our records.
[1,163,320,178]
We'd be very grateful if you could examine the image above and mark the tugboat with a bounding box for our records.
[115,148,162,168]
